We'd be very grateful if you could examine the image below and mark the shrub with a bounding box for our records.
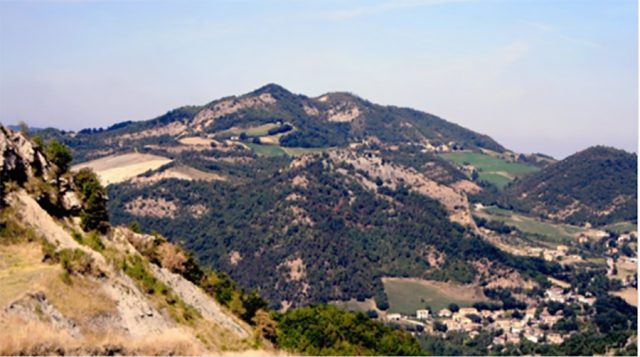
[44,140,72,174]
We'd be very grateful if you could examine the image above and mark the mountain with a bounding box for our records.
[22,85,570,309]
[504,146,637,227]
[41,83,505,164]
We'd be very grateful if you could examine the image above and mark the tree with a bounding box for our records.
[18,121,29,136]
[434,321,448,332]
[241,290,269,323]
[229,291,246,316]
[45,139,72,174]
[448,303,460,313]
[74,168,109,232]
[252,309,277,342]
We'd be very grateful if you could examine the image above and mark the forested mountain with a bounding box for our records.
[37,83,504,164]
[107,152,558,309]
[504,146,637,226]
[24,84,635,310]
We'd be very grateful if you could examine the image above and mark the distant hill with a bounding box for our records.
[504,146,637,226]
[39,83,505,164]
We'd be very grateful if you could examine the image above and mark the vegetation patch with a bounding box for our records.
[274,304,422,355]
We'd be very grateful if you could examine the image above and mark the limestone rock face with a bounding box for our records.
[0,126,52,184]
[0,126,81,213]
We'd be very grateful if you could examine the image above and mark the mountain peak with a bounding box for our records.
[250,83,293,98]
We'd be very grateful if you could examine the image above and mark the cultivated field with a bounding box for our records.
[612,288,638,307]
[330,298,379,314]
[178,136,215,146]
[475,206,585,245]
[382,277,487,315]
[72,153,172,185]
[218,123,280,137]
[603,221,638,234]
[246,143,287,157]
[245,143,331,157]
[439,152,538,188]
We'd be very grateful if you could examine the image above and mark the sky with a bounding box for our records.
[0,0,636,158]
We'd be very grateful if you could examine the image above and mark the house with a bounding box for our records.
[545,287,566,303]
[438,308,452,318]
[416,309,430,320]
[458,307,479,316]
[386,313,402,321]
[546,333,565,345]
[525,334,539,343]
[576,295,596,305]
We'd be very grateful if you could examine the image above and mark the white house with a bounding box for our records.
[386,313,402,321]
[416,309,430,320]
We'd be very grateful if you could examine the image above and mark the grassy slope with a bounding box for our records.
[439,152,538,188]
[476,206,585,245]
[383,278,486,315]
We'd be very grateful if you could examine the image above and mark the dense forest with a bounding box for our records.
[109,153,559,309]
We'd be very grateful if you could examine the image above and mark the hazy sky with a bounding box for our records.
[0,0,636,158]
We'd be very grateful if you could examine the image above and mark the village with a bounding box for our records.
[381,284,599,349]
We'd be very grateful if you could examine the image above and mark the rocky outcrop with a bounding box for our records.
[0,125,81,213]
[4,292,81,338]
[0,126,52,184]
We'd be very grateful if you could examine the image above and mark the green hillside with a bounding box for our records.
[504,146,637,226]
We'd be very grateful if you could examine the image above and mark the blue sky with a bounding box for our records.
[0,0,636,158]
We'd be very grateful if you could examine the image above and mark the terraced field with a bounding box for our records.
[439,152,538,188]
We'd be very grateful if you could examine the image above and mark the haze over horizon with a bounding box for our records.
[0,0,636,159]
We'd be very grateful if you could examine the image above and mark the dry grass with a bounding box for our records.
[0,243,59,307]
[0,314,205,355]
[38,273,118,326]
[179,136,215,146]
[612,288,637,307]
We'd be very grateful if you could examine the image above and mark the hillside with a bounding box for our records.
[504,146,637,226]
[19,84,571,309]
[0,126,257,354]
[106,145,561,309]
[0,125,428,355]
